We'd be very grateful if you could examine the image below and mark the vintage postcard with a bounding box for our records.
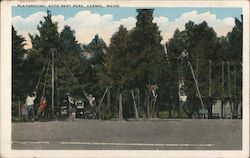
[0,0,249,158]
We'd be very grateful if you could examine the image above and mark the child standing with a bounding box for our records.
[22,104,28,121]
[35,97,46,120]
[70,104,77,121]
[25,92,37,121]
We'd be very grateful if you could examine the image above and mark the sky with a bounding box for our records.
[12,7,242,49]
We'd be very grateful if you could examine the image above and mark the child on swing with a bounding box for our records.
[35,96,46,120]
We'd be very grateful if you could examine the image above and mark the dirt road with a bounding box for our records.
[12,119,242,150]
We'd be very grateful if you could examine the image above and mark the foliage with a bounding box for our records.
[29,10,61,57]
[82,34,107,65]
[167,21,229,98]
[12,26,27,99]
[101,25,130,88]
[126,9,166,88]
[59,25,82,56]
[227,16,243,62]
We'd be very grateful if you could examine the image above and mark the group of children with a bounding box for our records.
[22,91,97,121]
[22,92,47,121]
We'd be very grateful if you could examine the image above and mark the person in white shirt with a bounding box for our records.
[25,91,37,121]
[83,91,96,107]
[87,94,96,107]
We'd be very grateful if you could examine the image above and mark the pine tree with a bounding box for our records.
[12,26,26,98]
[80,35,108,105]
[12,26,27,117]
[29,10,61,56]
[227,16,242,62]
[83,34,107,65]
[101,25,130,120]
[59,25,81,56]
[226,16,243,116]
[126,9,166,118]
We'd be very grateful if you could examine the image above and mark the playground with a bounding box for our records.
[11,9,243,122]
[12,47,242,122]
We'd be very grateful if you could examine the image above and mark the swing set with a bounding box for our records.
[32,48,110,120]
[176,50,207,118]
[175,49,242,119]
[30,47,241,120]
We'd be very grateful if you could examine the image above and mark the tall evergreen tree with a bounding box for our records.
[102,26,130,88]
[101,25,130,120]
[127,9,166,118]
[83,34,107,65]
[226,16,243,114]
[80,35,108,101]
[29,10,61,57]
[12,26,26,99]
[227,15,243,62]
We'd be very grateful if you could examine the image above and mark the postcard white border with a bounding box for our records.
[1,1,249,158]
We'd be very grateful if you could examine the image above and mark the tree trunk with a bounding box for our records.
[156,102,160,118]
[208,97,212,119]
[118,91,124,121]
[136,88,140,117]
[51,50,55,119]
[107,87,111,108]
[151,99,154,118]
[146,92,150,119]
[169,100,172,118]
[143,95,146,118]
[131,90,139,119]
[178,100,181,118]
[221,100,224,119]
[229,100,233,119]
[18,97,21,117]
[68,101,70,119]
[107,87,111,119]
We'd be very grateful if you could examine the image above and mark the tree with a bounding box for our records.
[227,15,243,62]
[59,25,81,56]
[225,16,243,118]
[83,34,107,65]
[102,26,130,87]
[12,26,27,116]
[101,25,130,120]
[126,9,166,118]
[29,10,61,57]
[79,35,108,112]
[12,26,26,98]
[56,25,85,98]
